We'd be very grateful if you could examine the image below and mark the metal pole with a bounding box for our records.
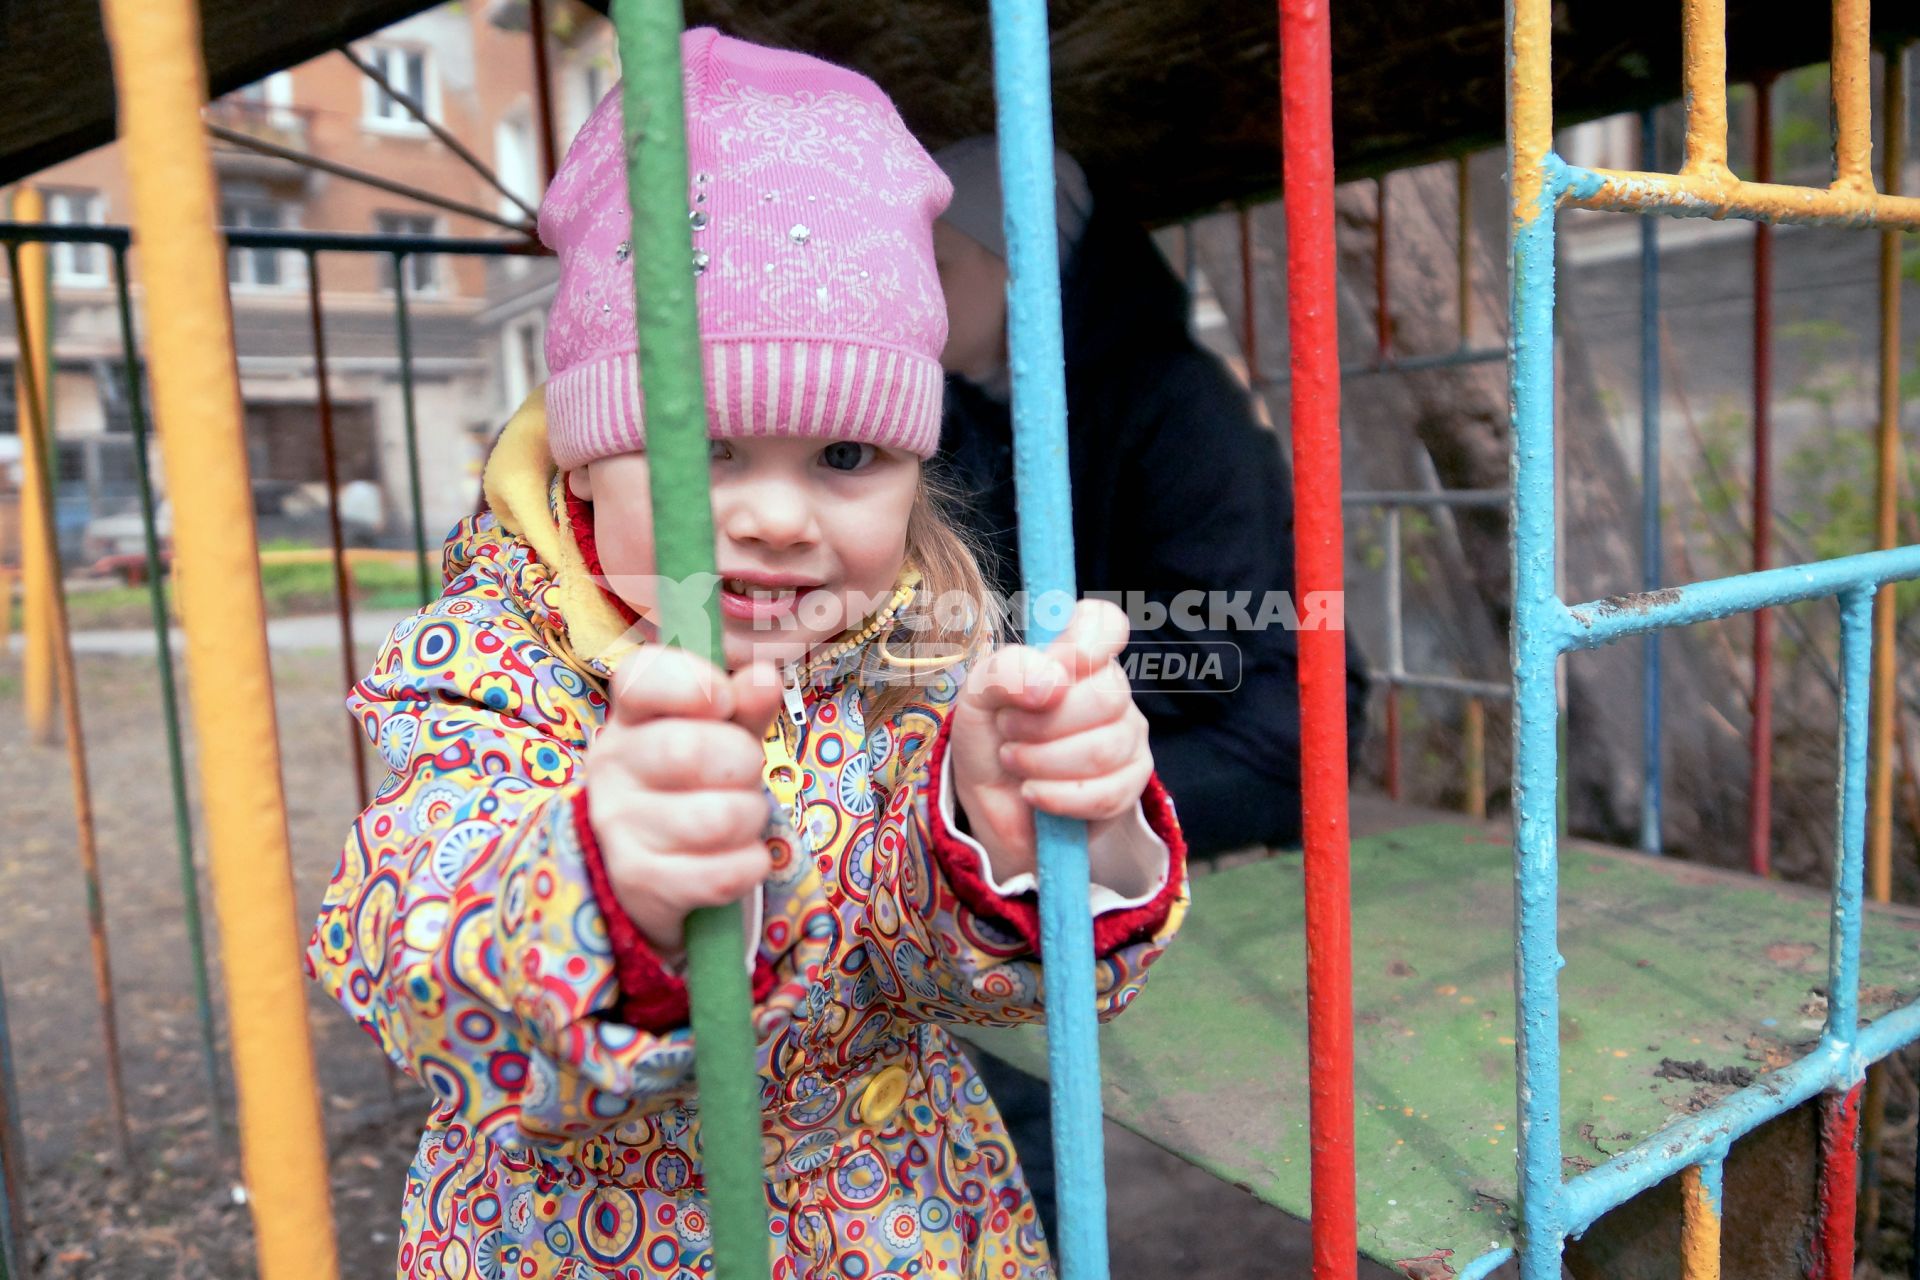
[96,2,339,1271]
[1639,108,1665,855]
[304,252,371,811]
[1869,44,1905,907]
[390,253,434,605]
[529,0,560,186]
[607,6,765,1277]
[9,190,55,745]
[1748,75,1776,877]
[1384,504,1403,801]
[338,45,541,224]
[0,948,24,1280]
[1375,174,1391,361]
[1456,156,1472,349]
[1508,0,1568,1266]
[1464,696,1488,820]
[110,244,225,1144]
[988,0,1112,1273]
[1679,1160,1723,1279]
[6,244,135,1171]
[1860,40,1908,1250]
[206,124,535,236]
[1279,0,1358,1272]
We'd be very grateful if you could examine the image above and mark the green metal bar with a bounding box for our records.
[390,252,433,605]
[111,243,226,1145]
[609,4,767,1277]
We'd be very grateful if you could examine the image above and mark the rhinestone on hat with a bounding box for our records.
[689,210,709,231]
[613,240,630,263]
[692,249,710,274]
[789,223,811,245]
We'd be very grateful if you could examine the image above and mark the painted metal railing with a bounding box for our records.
[0,211,532,1277]
[1343,488,1508,816]
[1488,2,1920,1275]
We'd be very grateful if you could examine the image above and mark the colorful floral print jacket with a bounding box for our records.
[306,400,1188,1280]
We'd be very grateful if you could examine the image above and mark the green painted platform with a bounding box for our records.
[964,821,1920,1274]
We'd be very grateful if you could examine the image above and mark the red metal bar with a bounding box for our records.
[528,0,560,187]
[304,253,371,812]
[1238,207,1261,383]
[1816,1083,1863,1279]
[1749,76,1776,877]
[1278,0,1357,1273]
[1375,174,1391,361]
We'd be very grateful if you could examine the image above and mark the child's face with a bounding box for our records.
[570,437,920,670]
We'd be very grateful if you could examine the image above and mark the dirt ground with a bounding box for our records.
[0,643,1321,1278]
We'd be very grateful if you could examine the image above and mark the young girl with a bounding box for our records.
[309,28,1186,1280]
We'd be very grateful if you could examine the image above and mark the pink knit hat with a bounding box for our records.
[538,28,953,469]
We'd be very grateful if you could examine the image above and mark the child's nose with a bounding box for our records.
[717,476,819,549]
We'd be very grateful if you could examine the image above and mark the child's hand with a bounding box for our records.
[949,599,1152,881]
[586,647,784,956]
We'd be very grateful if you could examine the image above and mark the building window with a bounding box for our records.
[501,315,545,410]
[361,43,434,131]
[45,189,108,285]
[221,198,294,288]
[0,364,16,435]
[494,113,539,220]
[376,212,440,292]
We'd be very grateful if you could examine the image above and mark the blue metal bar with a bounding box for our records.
[1558,547,1920,650]
[1639,107,1664,856]
[1509,152,1568,1280]
[1458,1248,1516,1279]
[986,2,1107,1277]
[1827,587,1874,1047]
[1558,1042,1845,1235]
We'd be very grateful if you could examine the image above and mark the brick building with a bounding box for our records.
[0,0,610,565]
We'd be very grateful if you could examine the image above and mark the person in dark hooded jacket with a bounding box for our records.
[931,137,1368,1245]
[933,136,1362,858]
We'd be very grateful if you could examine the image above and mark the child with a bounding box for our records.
[308,28,1187,1280]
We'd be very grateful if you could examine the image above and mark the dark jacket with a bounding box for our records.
[937,205,1359,810]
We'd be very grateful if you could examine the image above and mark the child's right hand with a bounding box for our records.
[586,647,784,956]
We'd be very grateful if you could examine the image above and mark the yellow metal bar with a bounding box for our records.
[96,2,339,1276]
[1563,169,1920,230]
[10,186,55,744]
[1464,695,1488,820]
[1831,0,1876,194]
[1507,0,1554,224]
[1680,1163,1722,1280]
[1860,43,1908,1248]
[1869,44,1905,907]
[1679,0,1731,179]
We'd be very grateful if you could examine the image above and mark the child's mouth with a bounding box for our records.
[719,576,819,622]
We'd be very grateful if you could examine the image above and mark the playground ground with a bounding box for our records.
[1,635,1915,1277]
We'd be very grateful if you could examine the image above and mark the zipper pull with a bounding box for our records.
[782,669,807,726]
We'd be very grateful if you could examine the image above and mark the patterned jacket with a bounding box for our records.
[306,399,1189,1279]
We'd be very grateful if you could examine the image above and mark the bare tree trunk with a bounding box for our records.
[1196,159,1751,866]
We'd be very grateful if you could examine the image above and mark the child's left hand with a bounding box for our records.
[949,598,1153,881]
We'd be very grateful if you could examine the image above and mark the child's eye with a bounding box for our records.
[709,440,734,462]
[821,442,875,472]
